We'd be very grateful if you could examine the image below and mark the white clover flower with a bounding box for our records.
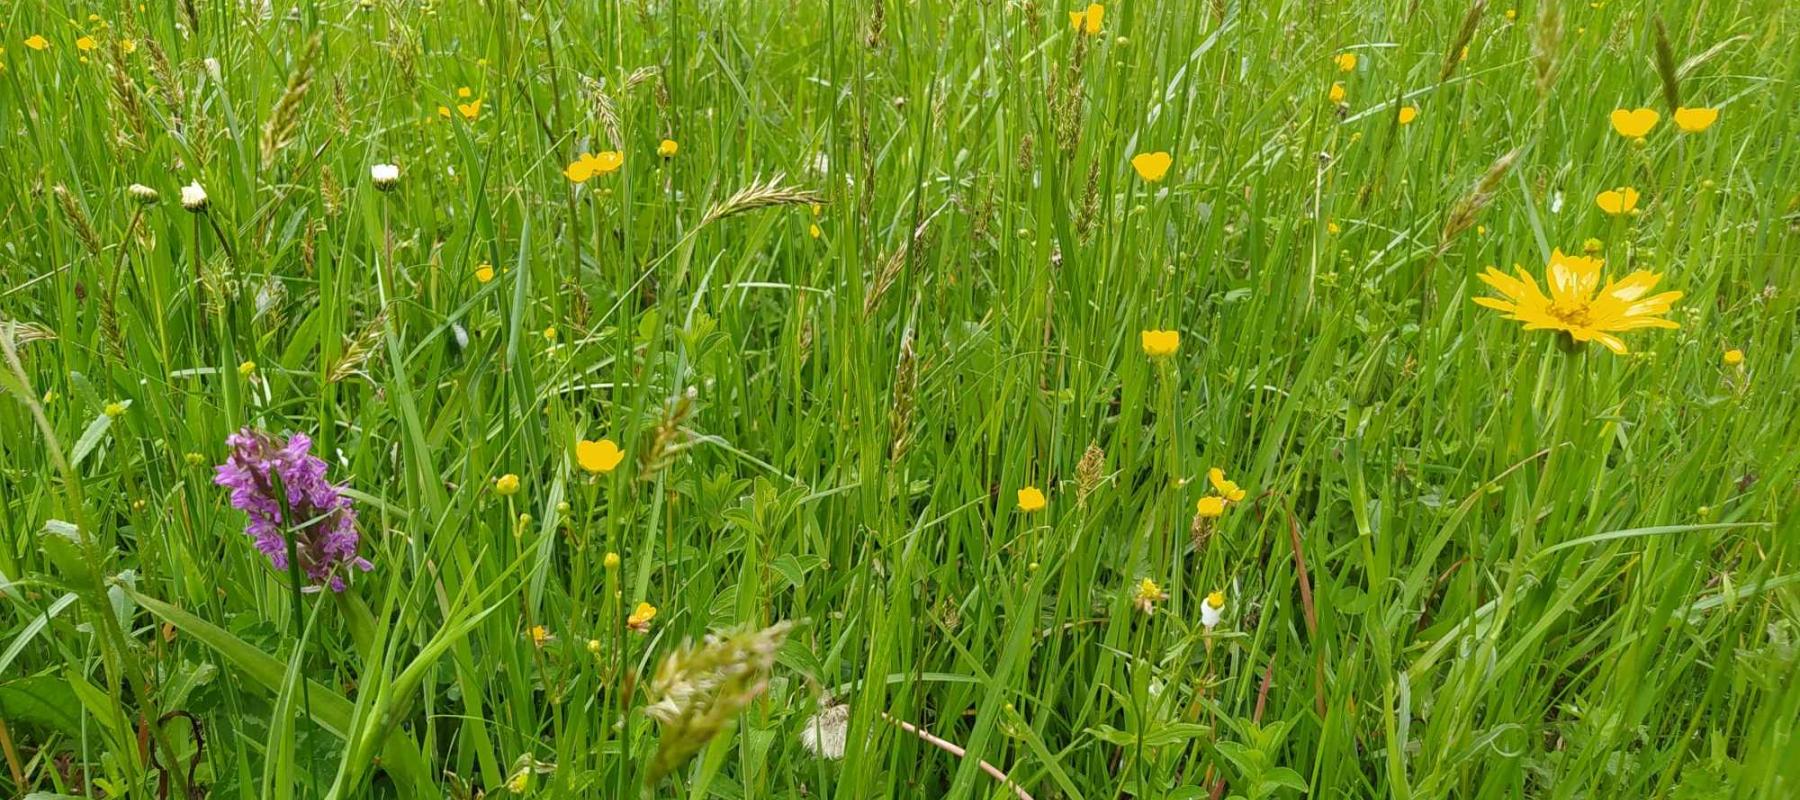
[1201,590,1227,630]
[371,163,400,191]
[180,181,209,211]
[799,702,850,760]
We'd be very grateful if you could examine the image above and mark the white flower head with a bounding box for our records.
[180,181,209,211]
[127,184,160,205]
[1201,590,1227,630]
[371,163,400,191]
[799,701,851,760]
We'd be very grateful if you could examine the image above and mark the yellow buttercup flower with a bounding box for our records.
[457,86,473,98]
[564,151,624,182]
[238,360,257,377]
[457,98,482,120]
[1672,106,1718,133]
[1017,486,1047,512]
[1132,577,1167,613]
[25,35,50,50]
[1195,495,1226,518]
[809,223,822,239]
[1069,3,1104,35]
[1397,105,1419,125]
[1334,52,1357,72]
[1474,249,1682,354]
[1609,108,1658,138]
[1207,467,1246,502]
[627,602,658,632]
[1329,82,1347,104]
[1140,329,1179,357]
[76,36,96,51]
[528,625,553,647]
[495,473,521,496]
[1722,348,1743,366]
[657,138,679,158]
[1131,151,1172,182]
[576,438,625,473]
[1595,187,1639,216]
[475,263,495,283]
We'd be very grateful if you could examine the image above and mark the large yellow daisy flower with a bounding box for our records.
[1474,249,1682,354]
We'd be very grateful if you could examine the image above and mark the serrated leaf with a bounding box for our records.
[70,411,113,468]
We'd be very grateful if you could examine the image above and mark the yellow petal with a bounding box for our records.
[1595,187,1638,215]
[1017,486,1047,512]
[1397,105,1419,125]
[1672,106,1718,133]
[565,157,595,182]
[1609,108,1658,138]
[576,439,625,473]
[1131,151,1172,182]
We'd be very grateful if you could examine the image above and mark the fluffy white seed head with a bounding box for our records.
[180,181,209,211]
[1201,590,1227,629]
[371,163,400,190]
[799,702,851,760]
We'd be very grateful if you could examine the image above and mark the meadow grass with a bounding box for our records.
[2,0,1798,797]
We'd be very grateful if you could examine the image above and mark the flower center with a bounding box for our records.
[1545,300,1593,328]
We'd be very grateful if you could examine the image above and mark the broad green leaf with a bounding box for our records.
[0,676,83,738]
[69,410,113,468]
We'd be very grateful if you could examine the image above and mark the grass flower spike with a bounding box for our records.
[1474,249,1682,354]
[214,427,372,591]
